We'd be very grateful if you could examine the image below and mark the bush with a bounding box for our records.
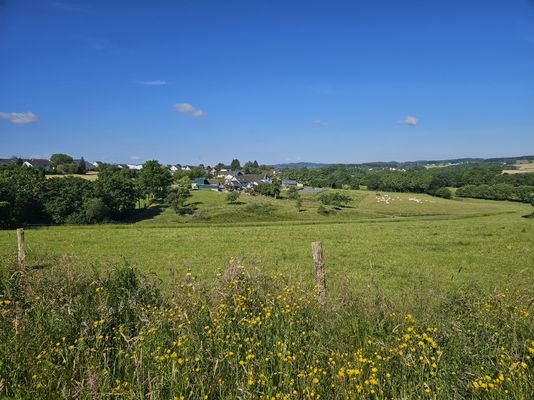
[83,197,110,223]
[319,191,351,206]
[226,191,240,204]
[434,187,452,199]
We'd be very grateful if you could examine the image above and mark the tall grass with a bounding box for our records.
[0,261,532,399]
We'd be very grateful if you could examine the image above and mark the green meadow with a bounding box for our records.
[1,189,533,399]
[1,189,532,298]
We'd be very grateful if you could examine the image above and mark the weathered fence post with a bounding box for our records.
[311,241,326,306]
[17,228,25,272]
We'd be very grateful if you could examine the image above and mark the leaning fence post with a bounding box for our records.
[17,228,25,272]
[311,241,326,306]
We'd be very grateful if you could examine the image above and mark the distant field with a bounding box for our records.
[0,190,532,300]
[45,171,99,181]
[502,161,534,174]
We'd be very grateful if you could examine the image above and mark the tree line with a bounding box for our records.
[0,161,176,228]
[281,163,534,203]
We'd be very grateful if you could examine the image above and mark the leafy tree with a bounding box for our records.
[78,157,87,174]
[50,153,74,173]
[434,187,452,199]
[226,191,240,204]
[254,182,281,198]
[166,186,191,213]
[0,201,11,228]
[138,160,172,201]
[319,191,351,206]
[83,198,110,223]
[286,186,300,200]
[43,177,95,223]
[97,167,137,216]
[0,164,47,226]
[295,197,303,212]
[230,159,241,171]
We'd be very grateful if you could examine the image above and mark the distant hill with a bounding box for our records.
[274,155,534,169]
[273,162,328,169]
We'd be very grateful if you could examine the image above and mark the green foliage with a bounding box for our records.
[166,186,192,213]
[0,164,47,226]
[434,187,452,199]
[254,182,281,198]
[138,160,172,201]
[43,177,95,223]
[319,191,351,206]
[1,266,530,398]
[50,153,73,171]
[77,157,87,174]
[286,186,300,200]
[456,184,534,203]
[96,166,137,216]
[230,159,241,170]
[83,198,110,224]
[225,191,240,204]
[243,160,261,174]
[295,197,303,211]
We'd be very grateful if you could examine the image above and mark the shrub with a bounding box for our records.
[434,187,452,199]
[226,191,240,204]
[319,191,351,206]
[83,197,110,223]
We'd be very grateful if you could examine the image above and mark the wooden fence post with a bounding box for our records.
[311,241,326,306]
[17,228,25,272]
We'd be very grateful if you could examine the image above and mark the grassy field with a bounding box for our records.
[45,171,99,181]
[0,189,532,298]
[1,189,532,398]
[502,161,534,175]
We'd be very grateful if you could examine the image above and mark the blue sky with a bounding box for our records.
[1,0,533,165]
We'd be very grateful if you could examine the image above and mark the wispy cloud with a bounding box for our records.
[130,155,141,161]
[313,119,328,127]
[140,80,169,86]
[399,115,418,126]
[173,103,206,118]
[0,112,39,124]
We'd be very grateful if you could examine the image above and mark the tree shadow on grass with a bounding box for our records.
[127,205,164,223]
[228,201,246,205]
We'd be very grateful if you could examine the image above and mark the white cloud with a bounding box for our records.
[400,115,418,126]
[140,80,169,86]
[130,155,141,160]
[173,103,206,118]
[313,119,328,127]
[0,112,39,124]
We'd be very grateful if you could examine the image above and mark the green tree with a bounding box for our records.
[295,197,303,212]
[138,160,172,201]
[226,191,240,204]
[434,187,453,199]
[230,159,241,171]
[83,198,110,223]
[0,164,47,226]
[286,186,300,200]
[43,177,95,223]
[319,191,351,206]
[166,187,191,213]
[50,153,74,173]
[97,167,137,216]
[77,157,87,174]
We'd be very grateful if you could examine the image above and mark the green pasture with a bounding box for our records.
[1,189,532,300]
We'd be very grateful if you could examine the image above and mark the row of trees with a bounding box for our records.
[0,160,176,228]
[280,163,534,203]
[456,184,534,203]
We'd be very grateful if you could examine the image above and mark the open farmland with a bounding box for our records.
[0,191,533,399]
[503,161,534,175]
[0,190,532,297]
